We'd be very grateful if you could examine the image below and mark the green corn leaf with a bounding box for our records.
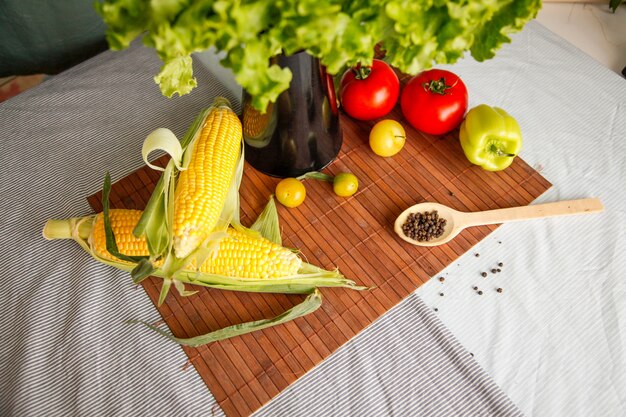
[142,162,174,258]
[131,258,156,284]
[102,172,148,263]
[250,195,281,245]
[128,289,323,346]
[158,278,172,307]
[173,278,199,297]
[173,262,367,294]
[133,174,164,239]
[141,128,186,172]
[144,192,168,256]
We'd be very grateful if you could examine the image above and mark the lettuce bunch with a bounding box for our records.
[95,0,541,110]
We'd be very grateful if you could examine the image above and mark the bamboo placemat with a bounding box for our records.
[88,104,550,417]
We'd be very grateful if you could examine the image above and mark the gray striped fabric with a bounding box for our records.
[258,296,522,416]
[0,42,522,417]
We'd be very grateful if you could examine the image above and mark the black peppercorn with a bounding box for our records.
[491,268,497,274]
[477,290,483,295]
[439,292,444,297]
[497,288,503,293]
[473,286,478,290]
[481,272,487,277]
[498,262,503,267]
[438,276,445,283]
[401,210,447,242]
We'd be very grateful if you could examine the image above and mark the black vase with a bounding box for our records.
[242,52,342,178]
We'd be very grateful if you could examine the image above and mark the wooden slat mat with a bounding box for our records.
[88,105,551,416]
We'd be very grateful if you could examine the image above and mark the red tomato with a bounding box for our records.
[400,69,468,135]
[340,60,400,121]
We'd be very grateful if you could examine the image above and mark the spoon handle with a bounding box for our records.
[464,198,604,227]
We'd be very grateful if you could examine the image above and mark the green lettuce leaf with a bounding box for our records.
[471,0,541,61]
[95,0,541,110]
[153,56,198,98]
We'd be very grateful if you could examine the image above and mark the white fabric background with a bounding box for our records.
[416,21,626,416]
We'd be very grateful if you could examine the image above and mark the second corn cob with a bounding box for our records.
[91,209,301,279]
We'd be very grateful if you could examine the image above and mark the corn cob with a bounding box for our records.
[90,209,301,279]
[243,101,273,139]
[173,98,242,259]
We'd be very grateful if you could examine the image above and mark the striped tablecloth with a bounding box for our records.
[1,20,624,416]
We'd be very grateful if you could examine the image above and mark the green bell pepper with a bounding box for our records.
[459,104,522,171]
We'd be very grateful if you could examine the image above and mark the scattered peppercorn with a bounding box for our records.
[434,308,439,312]
[401,210,447,242]
[481,272,487,277]
[439,292,444,297]
[496,268,501,273]
[438,276,445,283]
[470,352,474,357]
[491,268,497,274]
[475,253,480,257]
[473,286,478,290]
[477,290,483,295]
[498,241,502,244]
[497,288,503,293]
[498,262,503,267]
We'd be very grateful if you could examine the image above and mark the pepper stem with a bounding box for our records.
[496,150,516,157]
[491,145,516,158]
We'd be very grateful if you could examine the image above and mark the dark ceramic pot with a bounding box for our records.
[242,52,342,178]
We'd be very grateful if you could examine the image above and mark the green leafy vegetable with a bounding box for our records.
[95,0,541,111]
[609,0,623,13]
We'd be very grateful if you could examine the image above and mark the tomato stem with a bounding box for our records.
[423,77,453,95]
[353,64,372,80]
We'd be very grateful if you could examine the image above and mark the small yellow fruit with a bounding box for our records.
[333,173,359,197]
[369,119,406,157]
[275,178,306,208]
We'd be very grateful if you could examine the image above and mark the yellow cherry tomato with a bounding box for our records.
[369,119,406,157]
[275,178,306,208]
[333,173,359,197]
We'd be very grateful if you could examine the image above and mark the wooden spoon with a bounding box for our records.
[394,198,604,247]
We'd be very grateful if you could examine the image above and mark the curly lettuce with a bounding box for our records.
[95,0,541,111]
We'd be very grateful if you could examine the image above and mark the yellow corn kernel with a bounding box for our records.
[195,228,301,278]
[243,101,273,139]
[173,99,242,259]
